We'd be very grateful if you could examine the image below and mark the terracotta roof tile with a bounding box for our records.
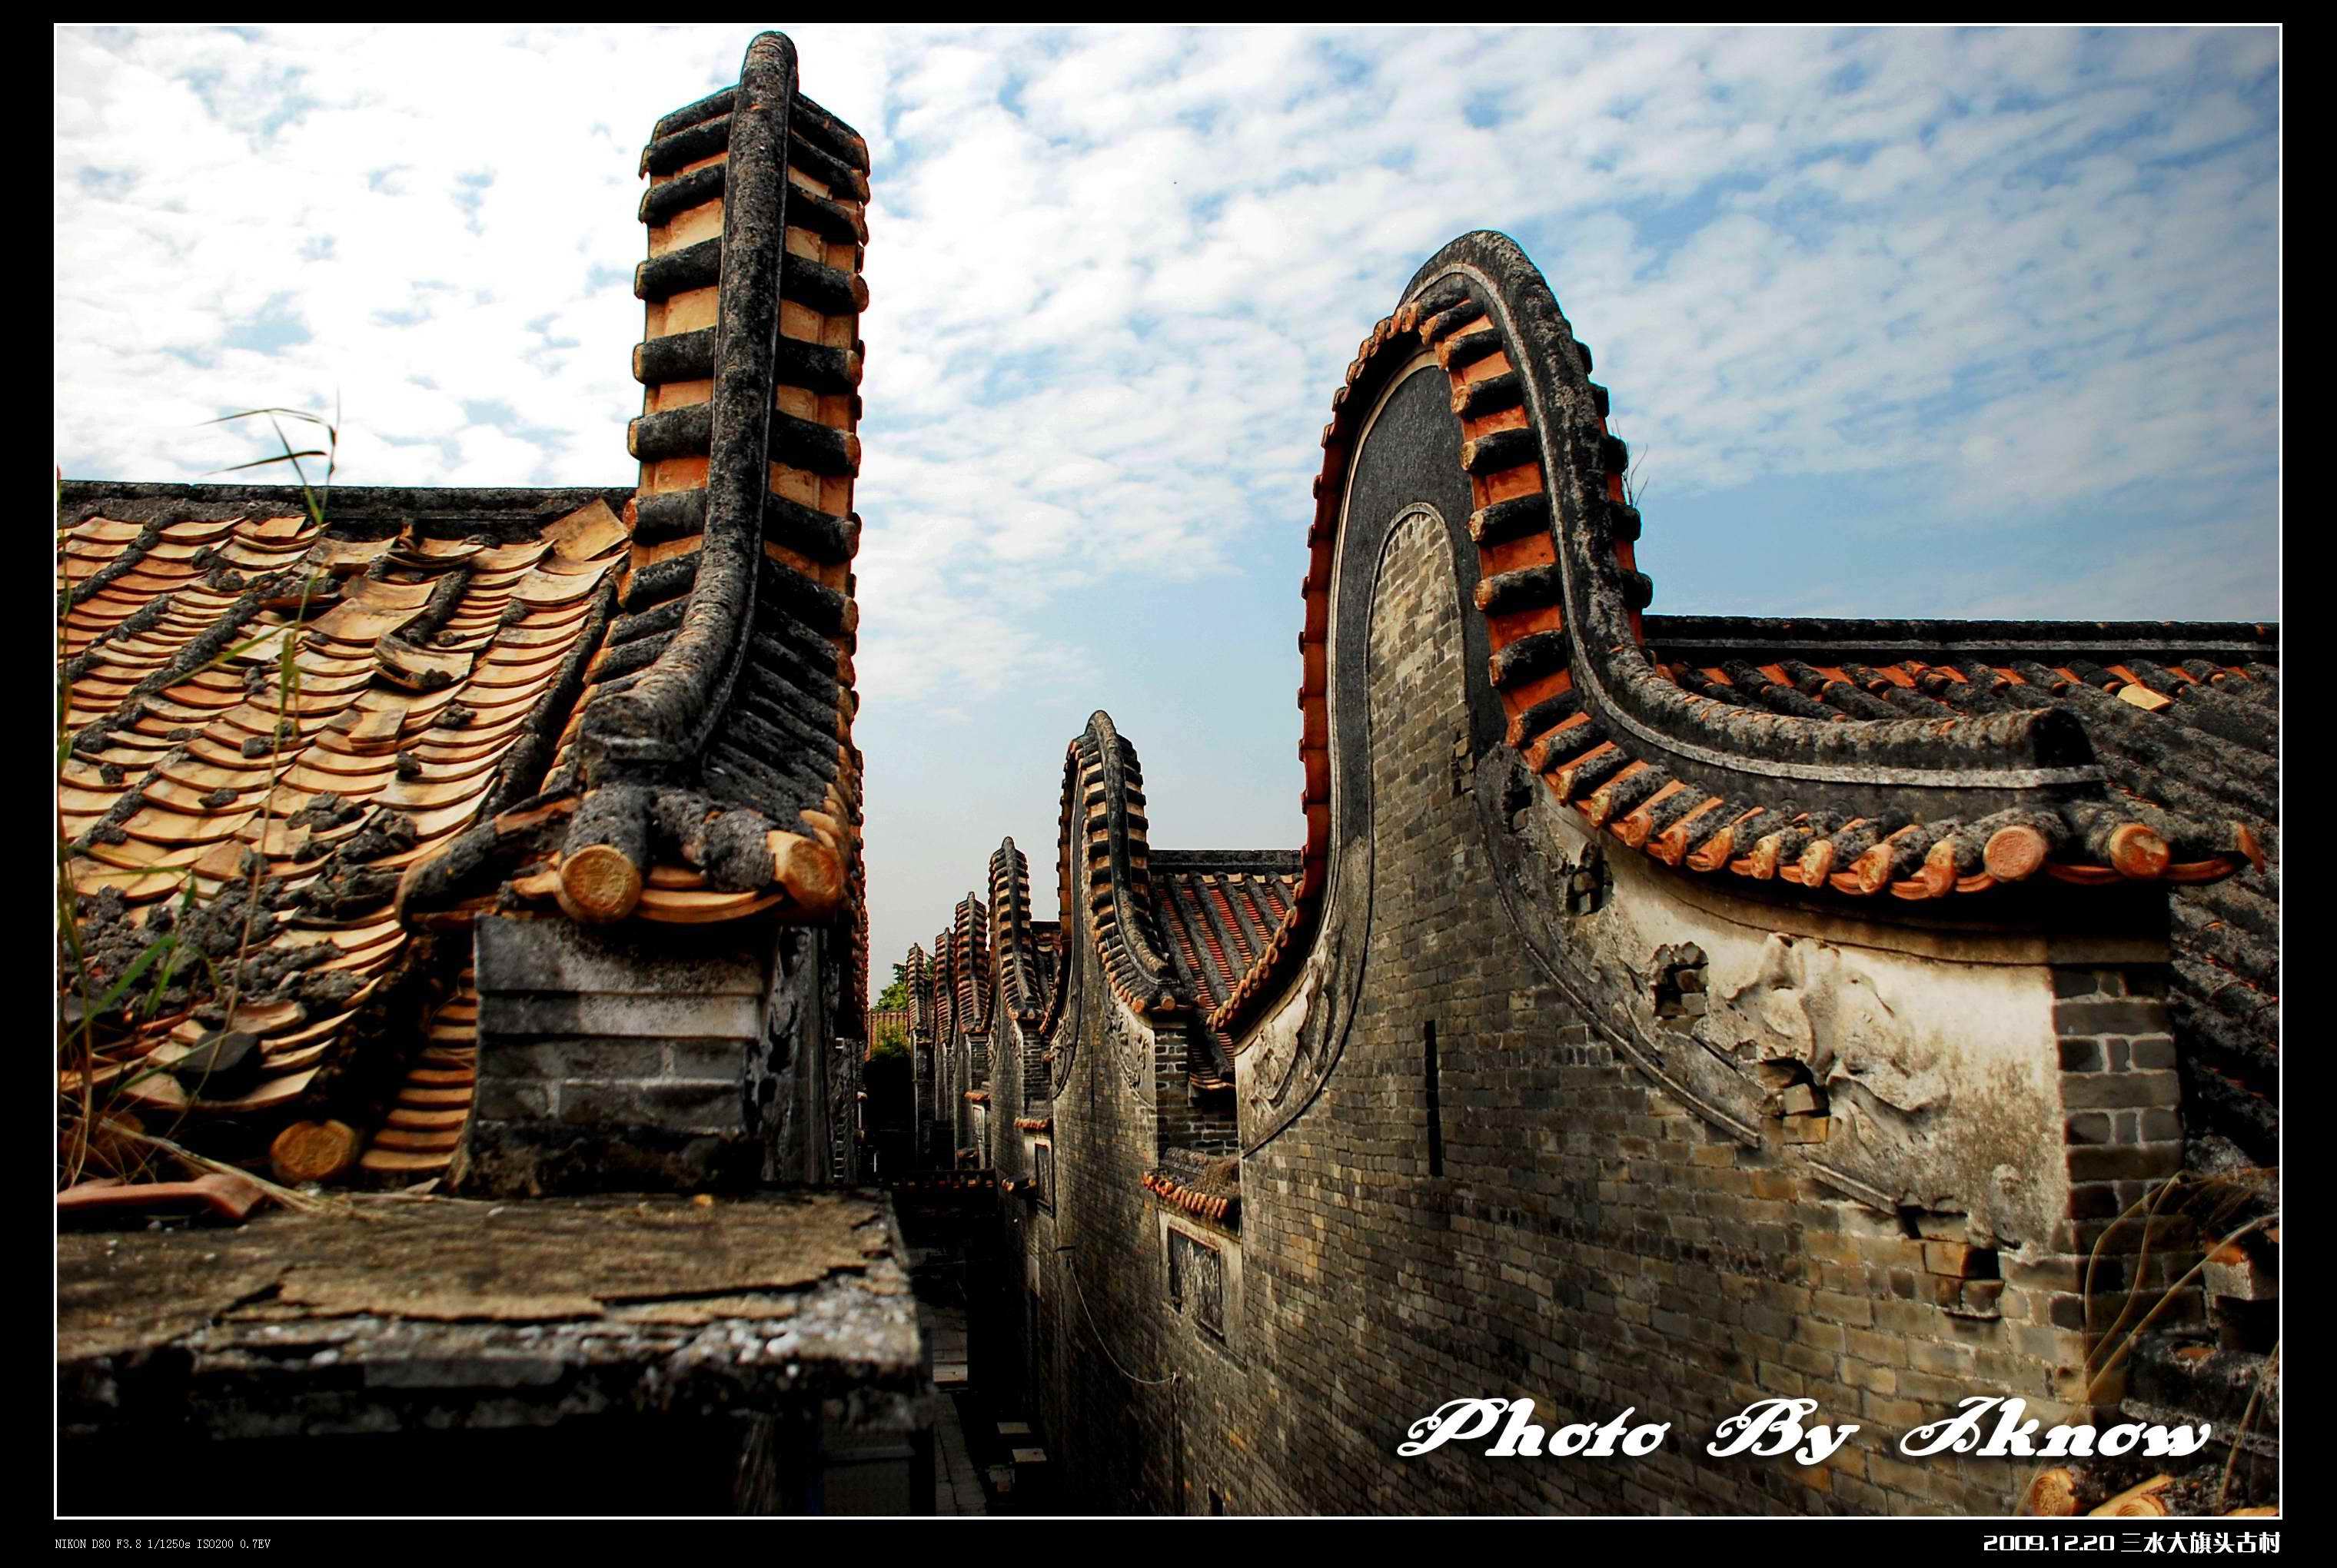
[952,892,992,1036]
[1149,851,1301,1078]
[1144,1149,1241,1227]
[58,487,629,1177]
[1647,614,2279,1165]
[1052,713,1183,1019]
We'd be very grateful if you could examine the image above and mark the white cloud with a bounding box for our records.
[52,23,2279,971]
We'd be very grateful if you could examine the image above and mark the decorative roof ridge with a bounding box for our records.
[1208,229,2264,1040]
[562,32,866,928]
[397,32,870,935]
[1055,711,1190,1020]
[1142,1155,1241,1225]
[1032,742,1082,1046]
[1403,233,2110,806]
[903,942,930,1040]
[929,923,955,1043]
[989,836,1046,1026]
[952,891,992,1036]
[843,839,868,1038]
[55,483,638,540]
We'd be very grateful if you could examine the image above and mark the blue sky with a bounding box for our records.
[52,24,2281,982]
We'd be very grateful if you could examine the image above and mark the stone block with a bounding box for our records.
[480,992,764,1043]
[2066,1141,2184,1182]
[479,1036,666,1081]
[2204,1246,2275,1303]
[2052,997,2169,1037]
[557,1077,740,1134]
[474,1078,555,1122]
[475,914,767,998]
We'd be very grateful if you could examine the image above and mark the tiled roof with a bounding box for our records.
[1646,613,2279,1168]
[843,844,869,1039]
[903,942,930,1038]
[1149,851,1301,1086]
[58,485,631,1178]
[928,923,956,1043]
[1633,621,2275,890]
[57,32,877,1188]
[1145,1148,1241,1226]
[952,892,992,1036]
[1212,229,2268,1038]
[901,725,1262,1108]
[865,1008,909,1058]
[1142,1171,1237,1224]
[1023,922,1062,1100]
[1031,920,1061,1002]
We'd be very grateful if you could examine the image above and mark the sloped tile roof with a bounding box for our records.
[57,32,879,1188]
[1145,1147,1241,1226]
[1149,851,1301,1085]
[1646,613,2279,1168]
[58,484,630,1175]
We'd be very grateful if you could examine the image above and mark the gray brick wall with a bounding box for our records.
[997,512,2197,1516]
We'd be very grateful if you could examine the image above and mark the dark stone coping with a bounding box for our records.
[1149,849,1305,874]
[58,1190,927,1443]
[57,481,637,544]
[1644,613,2279,663]
[1155,1146,1240,1198]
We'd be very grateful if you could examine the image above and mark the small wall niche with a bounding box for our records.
[1650,942,1708,1024]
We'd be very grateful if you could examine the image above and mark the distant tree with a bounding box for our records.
[874,959,910,1014]
[870,1017,908,1058]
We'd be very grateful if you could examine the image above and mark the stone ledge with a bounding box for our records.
[460,1116,762,1195]
[59,1190,927,1444]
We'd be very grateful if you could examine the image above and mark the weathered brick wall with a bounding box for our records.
[991,1016,1030,1181]
[1005,510,2193,1515]
[954,1035,981,1154]
[2044,965,2203,1400]
[1235,508,1584,1513]
[912,1032,936,1164]
[1000,829,1298,1507]
[463,915,840,1195]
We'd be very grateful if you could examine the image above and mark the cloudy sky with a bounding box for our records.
[53,24,2281,984]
